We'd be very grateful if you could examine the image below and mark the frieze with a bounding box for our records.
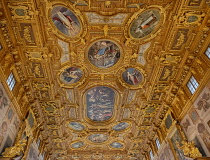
[19,23,36,46]
[39,101,58,116]
[0,23,13,50]
[32,81,50,91]
[177,11,205,27]
[159,66,173,81]
[31,63,45,78]
[187,0,203,6]
[8,3,36,20]
[84,12,128,25]
[26,51,46,61]
[171,28,189,50]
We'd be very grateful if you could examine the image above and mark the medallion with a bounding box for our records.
[67,122,85,131]
[88,134,108,143]
[88,40,120,68]
[129,9,161,39]
[51,6,81,37]
[60,67,83,85]
[110,142,124,148]
[71,141,85,148]
[113,122,130,131]
[122,68,143,85]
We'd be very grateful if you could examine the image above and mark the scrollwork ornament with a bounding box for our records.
[2,139,27,158]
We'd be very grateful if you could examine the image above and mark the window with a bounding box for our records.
[205,46,210,59]
[155,138,161,149]
[187,76,199,94]
[6,73,16,90]
[149,150,153,160]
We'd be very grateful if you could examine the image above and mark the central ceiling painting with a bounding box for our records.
[86,86,115,121]
[88,40,120,68]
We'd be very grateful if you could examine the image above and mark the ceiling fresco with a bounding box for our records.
[86,86,115,121]
[129,9,161,39]
[0,0,209,159]
[51,6,81,37]
[88,40,121,68]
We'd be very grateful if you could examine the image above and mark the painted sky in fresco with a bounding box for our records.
[86,86,115,121]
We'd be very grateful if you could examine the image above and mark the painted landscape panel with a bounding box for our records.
[88,134,108,143]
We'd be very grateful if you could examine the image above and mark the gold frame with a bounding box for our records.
[108,140,125,150]
[47,1,87,42]
[87,133,110,145]
[66,120,86,132]
[117,65,146,89]
[70,140,87,150]
[111,120,132,133]
[124,5,166,44]
[57,63,87,88]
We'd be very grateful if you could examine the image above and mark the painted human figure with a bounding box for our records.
[53,11,79,36]
[127,71,139,85]
[135,14,157,35]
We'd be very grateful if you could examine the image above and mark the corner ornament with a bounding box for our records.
[176,141,202,158]
[2,139,27,158]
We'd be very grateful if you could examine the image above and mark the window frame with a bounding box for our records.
[187,76,199,94]
[205,45,210,59]
[149,150,154,160]
[6,73,16,90]
[155,138,161,149]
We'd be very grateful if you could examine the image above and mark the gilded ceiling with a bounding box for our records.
[0,0,210,159]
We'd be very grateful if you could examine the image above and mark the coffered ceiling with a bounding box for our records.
[0,0,210,159]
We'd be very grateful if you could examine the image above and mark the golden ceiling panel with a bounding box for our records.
[0,0,210,159]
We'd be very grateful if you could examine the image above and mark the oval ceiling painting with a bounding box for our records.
[88,40,120,68]
[51,6,81,37]
[122,68,143,85]
[110,142,124,148]
[86,86,115,121]
[60,67,83,85]
[129,9,161,39]
[113,122,130,131]
[88,134,108,143]
[67,122,85,131]
[71,141,85,148]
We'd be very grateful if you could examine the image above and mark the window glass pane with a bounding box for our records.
[187,76,199,94]
[149,150,153,159]
[205,46,210,58]
[7,73,16,90]
[156,138,161,149]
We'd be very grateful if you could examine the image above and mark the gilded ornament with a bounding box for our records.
[176,141,202,158]
[2,139,27,158]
